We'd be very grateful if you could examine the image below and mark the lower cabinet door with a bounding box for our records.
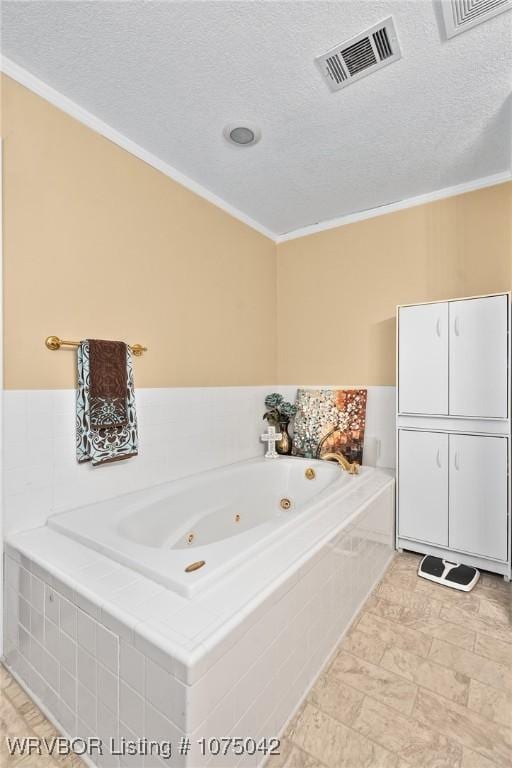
[449,434,508,561]
[398,430,448,546]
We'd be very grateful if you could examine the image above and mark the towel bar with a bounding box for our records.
[45,336,148,356]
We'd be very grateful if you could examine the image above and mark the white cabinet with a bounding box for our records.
[398,431,508,563]
[449,296,508,418]
[449,435,508,561]
[398,303,448,415]
[398,430,448,546]
[399,295,509,419]
[397,293,510,577]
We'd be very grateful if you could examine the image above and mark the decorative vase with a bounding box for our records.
[276,419,292,455]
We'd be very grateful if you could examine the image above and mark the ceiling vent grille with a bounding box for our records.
[441,0,512,38]
[315,17,401,93]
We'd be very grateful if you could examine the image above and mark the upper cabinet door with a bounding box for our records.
[449,295,508,418]
[398,303,449,415]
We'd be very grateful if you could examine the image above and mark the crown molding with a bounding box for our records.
[0,56,277,241]
[275,171,512,243]
[2,56,511,247]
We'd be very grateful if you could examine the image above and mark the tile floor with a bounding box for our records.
[271,552,512,768]
[1,552,511,768]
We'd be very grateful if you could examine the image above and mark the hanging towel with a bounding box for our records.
[76,340,138,466]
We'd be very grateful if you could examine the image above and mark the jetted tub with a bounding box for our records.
[6,456,394,767]
[49,456,374,597]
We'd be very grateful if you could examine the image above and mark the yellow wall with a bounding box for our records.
[276,183,512,385]
[2,76,511,390]
[1,76,276,389]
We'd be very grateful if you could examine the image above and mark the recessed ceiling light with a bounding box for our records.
[223,123,261,147]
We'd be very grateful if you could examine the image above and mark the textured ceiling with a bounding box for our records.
[1,0,511,236]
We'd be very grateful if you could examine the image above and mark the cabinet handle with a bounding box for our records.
[436,449,442,468]
[454,316,460,337]
[454,451,460,471]
[436,318,441,338]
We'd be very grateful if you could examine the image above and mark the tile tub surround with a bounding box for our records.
[2,473,394,767]
[2,385,396,536]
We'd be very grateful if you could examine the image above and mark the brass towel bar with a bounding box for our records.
[45,336,148,357]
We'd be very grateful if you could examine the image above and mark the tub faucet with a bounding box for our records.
[321,452,359,475]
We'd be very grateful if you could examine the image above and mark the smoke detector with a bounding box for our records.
[315,17,401,93]
[441,0,512,38]
[223,123,261,147]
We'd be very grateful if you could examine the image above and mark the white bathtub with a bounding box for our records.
[48,456,372,597]
[6,456,395,767]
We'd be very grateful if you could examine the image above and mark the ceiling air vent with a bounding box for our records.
[441,0,512,38]
[315,17,401,93]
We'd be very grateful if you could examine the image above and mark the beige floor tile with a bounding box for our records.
[377,584,442,620]
[308,674,364,727]
[399,615,475,651]
[362,596,404,621]
[329,651,418,715]
[414,579,481,615]
[440,607,512,646]
[478,598,512,628]
[475,633,512,667]
[378,570,418,593]
[351,693,463,768]
[341,628,387,665]
[479,573,511,594]
[380,645,470,704]
[413,688,512,768]
[356,611,432,658]
[467,679,512,727]
[265,737,327,767]
[429,638,512,693]
[290,703,397,768]
[388,553,422,572]
[461,747,499,768]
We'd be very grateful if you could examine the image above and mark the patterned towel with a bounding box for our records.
[89,339,128,428]
[76,340,138,466]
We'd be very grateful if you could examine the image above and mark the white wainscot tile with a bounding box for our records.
[44,618,60,659]
[19,597,31,631]
[119,640,145,695]
[20,567,31,603]
[119,682,144,735]
[41,647,59,691]
[31,608,44,645]
[44,585,60,624]
[145,657,183,725]
[30,575,45,613]
[144,704,184,768]
[77,646,97,695]
[77,609,96,654]
[96,624,118,672]
[60,597,77,639]
[77,681,97,731]
[97,664,118,715]
[60,667,77,712]
[58,631,77,676]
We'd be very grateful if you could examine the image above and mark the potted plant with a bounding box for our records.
[263,393,297,455]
